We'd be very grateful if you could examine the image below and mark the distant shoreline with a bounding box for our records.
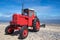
[0,22,60,25]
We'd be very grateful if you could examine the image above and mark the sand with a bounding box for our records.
[0,23,60,40]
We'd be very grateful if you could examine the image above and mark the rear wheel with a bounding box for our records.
[32,18,40,32]
[5,26,14,34]
[19,26,28,39]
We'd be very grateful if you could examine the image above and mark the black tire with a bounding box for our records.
[18,26,28,39]
[5,26,14,34]
[32,18,40,32]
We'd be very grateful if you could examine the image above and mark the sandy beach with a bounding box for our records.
[0,23,60,40]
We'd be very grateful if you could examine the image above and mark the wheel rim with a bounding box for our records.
[36,21,40,30]
[8,27,13,33]
[23,29,28,37]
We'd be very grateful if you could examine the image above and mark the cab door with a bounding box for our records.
[28,11,33,26]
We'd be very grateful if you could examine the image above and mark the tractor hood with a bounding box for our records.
[10,13,28,25]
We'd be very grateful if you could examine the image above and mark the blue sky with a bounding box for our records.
[0,0,60,21]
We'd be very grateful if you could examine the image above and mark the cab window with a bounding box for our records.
[23,12,28,16]
[29,11,33,17]
[22,10,28,16]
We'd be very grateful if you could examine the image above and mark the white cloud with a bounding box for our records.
[0,14,12,18]
[31,6,51,12]
[29,6,52,16]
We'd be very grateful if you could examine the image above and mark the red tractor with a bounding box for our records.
[5,8,40,39]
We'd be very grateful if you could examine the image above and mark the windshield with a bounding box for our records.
[22,12,28,16]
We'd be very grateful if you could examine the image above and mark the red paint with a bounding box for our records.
[8,27,13,33]
[23,29,28,37]
[36,21,40,30]
[14,27,21,30]
[10,13,35,27]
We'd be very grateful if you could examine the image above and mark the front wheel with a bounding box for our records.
[18,26,28,39]
[5,26,14,34]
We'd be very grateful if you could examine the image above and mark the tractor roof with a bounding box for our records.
[24,8,34,11]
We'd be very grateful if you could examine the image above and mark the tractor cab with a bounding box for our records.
[22,8,35,17]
